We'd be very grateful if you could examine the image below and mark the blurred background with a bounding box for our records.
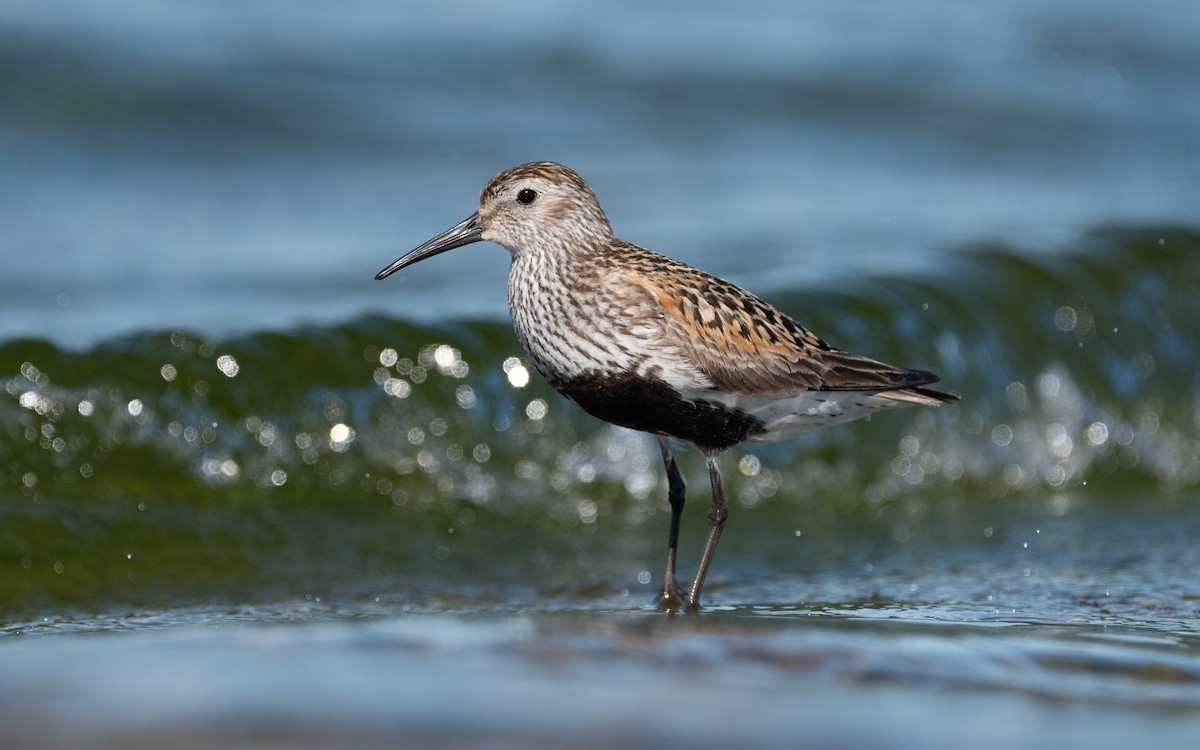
[2,2,1199,749]
[3,0,1196,345]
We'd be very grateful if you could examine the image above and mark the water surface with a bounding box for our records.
[2,2,1199,748]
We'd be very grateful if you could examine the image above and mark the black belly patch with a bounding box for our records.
[551,371,766,452]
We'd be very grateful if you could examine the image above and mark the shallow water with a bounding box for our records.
[4,605,1200,750]
[3,1,1200,748]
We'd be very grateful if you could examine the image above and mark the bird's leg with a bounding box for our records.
[655,436,688,610]
[686,450,728,611]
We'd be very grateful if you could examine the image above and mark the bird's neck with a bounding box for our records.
[507,246,592,327]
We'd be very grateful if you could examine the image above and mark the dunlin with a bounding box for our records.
[377,162,956,611]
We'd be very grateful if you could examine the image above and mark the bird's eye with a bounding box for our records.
[516,188,538,205]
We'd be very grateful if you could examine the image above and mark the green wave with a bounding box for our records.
[2,226,1197,614]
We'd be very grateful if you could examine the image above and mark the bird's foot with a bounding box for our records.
[655,578,689,612]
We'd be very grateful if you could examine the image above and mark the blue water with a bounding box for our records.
[3,2,1200,749]
[3,0,1197,347]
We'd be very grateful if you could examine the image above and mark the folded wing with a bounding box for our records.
[620,258,955,404]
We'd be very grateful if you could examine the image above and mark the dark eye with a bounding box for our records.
[516,188,537,205]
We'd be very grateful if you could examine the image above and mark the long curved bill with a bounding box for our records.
[375,212,484,280]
